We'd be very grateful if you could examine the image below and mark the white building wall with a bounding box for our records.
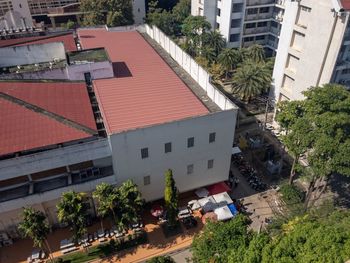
[132,0,145,25]
[272,0,348,101]
[109,110,237,201]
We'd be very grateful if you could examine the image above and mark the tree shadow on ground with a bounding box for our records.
[328,173,350,208]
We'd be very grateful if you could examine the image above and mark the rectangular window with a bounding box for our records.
[245,23,256,29]
[259,7,270,13]
[247,8,258,15]
[232,3,243,13]
[230,33,240,42]
[217,8,221,16]
[257,21,268,27]
[187,164,194,175]
[209,132,216,143]
[208,159,214,169]
[187,137,194,148]
[165,142,172,153]
[144,175,151,185]
[216,23,220,29]
[255,35,266,40]
[141,148,149,159]
[231,19,241,28]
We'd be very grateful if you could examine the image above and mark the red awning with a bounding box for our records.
[206,182,230,195]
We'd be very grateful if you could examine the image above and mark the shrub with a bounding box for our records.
[280,184,304,204]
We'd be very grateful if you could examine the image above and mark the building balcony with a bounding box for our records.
[244,27,269,35]
[245,13,273,21]
[246,0,275,7]
[0,165,114,203]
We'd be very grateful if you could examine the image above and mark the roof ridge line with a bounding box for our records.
[0,92,97,135]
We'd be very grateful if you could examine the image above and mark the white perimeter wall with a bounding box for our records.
[110,111,237,201]
[145,24,236,111]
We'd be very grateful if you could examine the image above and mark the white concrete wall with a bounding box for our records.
[0,61,114,80]
[109,110,237,201]
[67,61,114,80]
[132,0,146,25]
[0,174,116,230]
[0,139,111,180]
[10,0,33,27]
[145,24,236,110]
[0,42,66,67]
[272,0,348,101]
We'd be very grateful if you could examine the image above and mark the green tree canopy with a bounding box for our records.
[164,169,178,226]
[57,191,88,243]
[117,179,144,226]
[276,84,350,207]
[93,182,119,229]
[18,207,52,259]
[218,48,241,79]
[202,30,226,58]
[231,60,272,101]
[172,0,191,24]
[246,44,265,63]
[146,255,175,263]
[80,0,133,26]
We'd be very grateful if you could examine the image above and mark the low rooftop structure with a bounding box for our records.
[78,29,211,134]
[0,81,97,158]
[0,32,77,51]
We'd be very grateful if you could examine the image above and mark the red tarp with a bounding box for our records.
[206,182,230,195]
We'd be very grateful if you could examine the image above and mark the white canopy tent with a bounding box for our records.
[214,206,234,221]
[212,192,233,207]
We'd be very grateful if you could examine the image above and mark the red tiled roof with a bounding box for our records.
[0,33,77,51]
[78,29,209,134]
[0,82,96,156]
[341,0,350,10]
[0,82,96,130]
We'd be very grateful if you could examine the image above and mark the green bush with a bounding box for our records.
[280,184,304,204]
[146,255,175,263]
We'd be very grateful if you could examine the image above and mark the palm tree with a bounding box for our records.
[18,207,53,261]
[203,30,226,57]
[218,48,241,79]
[246,44,265,63]
[118,180,144,227]
[93,182,119,230]
[231,60,272,102]
[57,191,88,244]
[201,46,216,65]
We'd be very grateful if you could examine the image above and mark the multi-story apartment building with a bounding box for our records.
[273,0,350,101]
[193,0,350,102]
[0,0,146,30]
[191,0,285,55]
[0,28,237,239]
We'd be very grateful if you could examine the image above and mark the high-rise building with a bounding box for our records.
[272,0,350,101]
[192,0,350,102]
[191,0,285,56]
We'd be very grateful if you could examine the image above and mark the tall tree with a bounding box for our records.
[118,180,144,227]
[246,44,265,63]
[18,207,53,260]
[80,0,134,26]
[182,16,211,56]
[276,84,350,209]
[93,182,119,230]
[57,191,88,243]
[218,48,240,79]
[231,60,272,101]
[200,46,216,65]
[164,169,178,227]
[202,30,226,57]
[172,0,191,24]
